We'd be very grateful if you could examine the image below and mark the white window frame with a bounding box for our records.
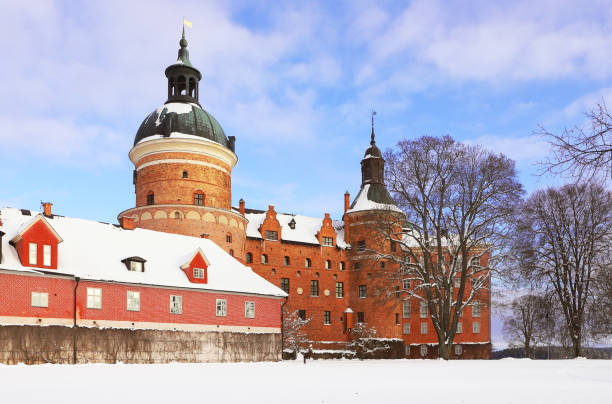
[43,244,51,267]
[245,301,255,318]
[420,322,427,334]
[322,236,333,247]
[359,285,367,298]
[420,301,428,318]
[457,322,463,333]
[129,261,144,272]
[472,300,481,317]
[31,291,48,308]
[339,261,345,271]
[86,287,102,309]
[305,258,311,268]
[324,310,331,325]
[216,299,227,317]
[455,344,463,355]
[29,242,37,265]
[403,279,410,290]
[170,295,182,314]
[325,260,331,269]
[403,323,410,334]
[127,291,140,311]
[420,344,427,357]
[473,321,480,334]
[193,267,205,279]
[403,300,411,318]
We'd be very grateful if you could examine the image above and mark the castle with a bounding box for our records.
[116,32,491,359]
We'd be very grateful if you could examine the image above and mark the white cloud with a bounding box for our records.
[465,134,551,162]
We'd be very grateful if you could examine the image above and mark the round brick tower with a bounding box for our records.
[118,29,246,258]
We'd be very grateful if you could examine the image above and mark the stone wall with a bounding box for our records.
[0,326,281,364]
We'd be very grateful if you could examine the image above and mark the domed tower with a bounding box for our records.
[118,29,246,258]
[344,122,405,338]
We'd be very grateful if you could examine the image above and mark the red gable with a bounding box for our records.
[180,248,209,284]
[10,215,62,270]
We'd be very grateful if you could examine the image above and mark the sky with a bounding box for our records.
[2,0,612,347]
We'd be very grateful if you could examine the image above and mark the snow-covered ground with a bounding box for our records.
[2,359,610,403]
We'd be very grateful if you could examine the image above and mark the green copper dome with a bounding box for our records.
[134,102,231,149]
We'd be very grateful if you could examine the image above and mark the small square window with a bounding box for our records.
[354,262,361,271]
[129,261,144,272]
[193,267,205,279]
[43,245,51,267]
[324,310,331,325]
[380,261,386,269]
[322,237,333,247]
[473,321,480,334]
[194,193,204,206]
[246,253,253,263]
[127,291,140,311]
[245,301,255,318]
[216,299,227,317]
[298,309,306,320]
[265,231,278,241]
[87,288,102,309]
[261,254,268,264]
[403,323,410,334]
[359,285,367,298]
[29,243,37,265]
[420,322,427,334]
[31,292,48,308]
[170,295,182,314]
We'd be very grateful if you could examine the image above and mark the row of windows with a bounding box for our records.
[401,300,481,318]
[280,278,345,298]
[31,289,256,318]
[411,344,464,357]
[28,243,52,267]
[402,321,480,335]
[247,253,346,270]
[145,191,205,206]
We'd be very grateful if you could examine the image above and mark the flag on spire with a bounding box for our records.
[183,18,192,28]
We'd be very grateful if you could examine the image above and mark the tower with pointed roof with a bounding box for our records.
[118,31,246,259]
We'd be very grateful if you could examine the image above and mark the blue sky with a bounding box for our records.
[2,0,612,348]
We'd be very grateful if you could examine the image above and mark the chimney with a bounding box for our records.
[239,198,245,216]
[119,216,135,230]
[42,202,53,217]
[268,205,275,212]
[344,191,350,213]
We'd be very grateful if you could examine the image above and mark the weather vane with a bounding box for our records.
[371,110,376,130]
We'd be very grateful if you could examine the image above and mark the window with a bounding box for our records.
[261,254,268,264]
[420,344,427,357]
[335,282,344,298]
[357,312,365,323]
[298,309,306,320]
[473,321,480,333]
[396,313,400,325]
[226,233,232,243]
[359,285,367,298]
[129,261,144,272]
[380,261,386,269]
[229,249,234,257]
[395,286,400,298]
[358,240,366,252]
[310,280,319,297]
[281,278,290,293]
[29,242,37,265]
[246,253,252,263]
[170,295,182,314]
[265,230,278,241]
[403,323,411,334]
[245,301,255,318]
[325,260,331,269]
[284,256,290,266]
[216,299,227,316]
[324,311,331,325]
[455,344,463,355]
[127,291,140,311]
[470,256,480,267]
[420,301,428,318]
[146,192,154,205]
[454,277,461,288]
[472,301,481,317]
[182,170,188,178]
[354,262,361,271]
[390,240,397,252]
[457,322,463,333]
[322,237,333,247]
[193,267,205,279]
[420,322,427,334]
[403,279,410,290]
[305,258,311,268]
[403,301,411,318]
[31,292,48,307]
[87,288,102,309]
[43,245,51,266]
[174,211,181,219]
[339,261,345,271]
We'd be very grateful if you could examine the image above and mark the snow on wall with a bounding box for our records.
[0,208,286,298]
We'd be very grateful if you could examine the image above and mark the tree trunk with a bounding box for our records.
[524,341,531,359]
[438,341,452,360]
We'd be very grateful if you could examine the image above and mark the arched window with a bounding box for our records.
[194,192,204,206]
[261,254,268,264]
[229,249,234,257]
[146,192,154,206]
[246,252,252,263]
[169,77,175,96]
[339,261,345,271]
[226,233,232,243]
[325,260,331,269]
[189,77,196,97]
[174,211,181,219]
[182,170,188,178]
[178,75,186,95]
[284,256,290,266]
[305,258,311,268]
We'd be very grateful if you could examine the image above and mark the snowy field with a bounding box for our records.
[2,358,610,403]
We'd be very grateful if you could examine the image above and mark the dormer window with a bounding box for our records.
[180,248,209,284]
[288,218,296,229]
[193,267,205,279]
[122,257,146,272]
[11,215,62,270]
[265,230,278,241]
[43,245,51,267]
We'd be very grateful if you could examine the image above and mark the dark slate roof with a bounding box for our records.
[134,103,228,147]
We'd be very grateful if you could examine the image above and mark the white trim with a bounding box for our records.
[136,158,229,175]
[0,316,73,326]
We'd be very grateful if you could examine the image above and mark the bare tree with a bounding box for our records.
[379,136,524,359]
[539,102,612,180]
[514,183,612,357]
[502,294,552,358]
[282,309,311,356]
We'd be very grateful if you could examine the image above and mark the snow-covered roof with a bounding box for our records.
[0,208,286,298]
[244,212,347,249]
[346,184,403,214]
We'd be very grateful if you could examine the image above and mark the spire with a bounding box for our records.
[177,26,193,67]
[371,110,376,145]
